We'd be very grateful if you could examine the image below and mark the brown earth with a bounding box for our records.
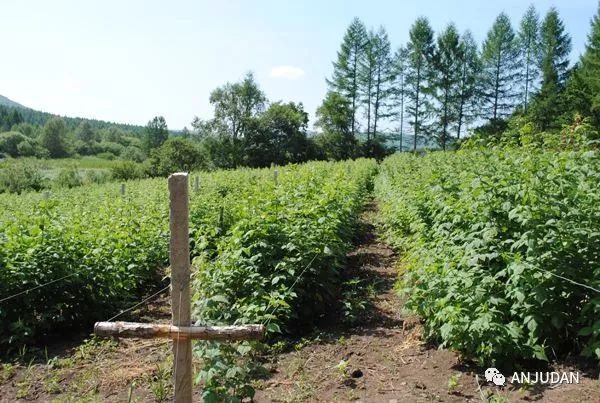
[0,203,598,402]
[253,204,600,403]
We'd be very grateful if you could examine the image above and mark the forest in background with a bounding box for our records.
[1,3,599,194]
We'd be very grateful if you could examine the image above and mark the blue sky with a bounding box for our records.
[0,0,596,129]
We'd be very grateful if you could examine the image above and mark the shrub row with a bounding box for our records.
[0,165,292,350]
[191,159,377,400]
[376,149,600,364]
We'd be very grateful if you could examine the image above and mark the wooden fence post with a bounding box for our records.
[194,176,199,193]
[94,173,265,401]
[121,183,126,196]
[168,173,192,403]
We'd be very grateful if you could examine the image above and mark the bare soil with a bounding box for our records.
[253,204,600,403]
[0,202,598,402]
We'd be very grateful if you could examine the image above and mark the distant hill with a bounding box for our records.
[0,94,147,135]
[0,94,26,109]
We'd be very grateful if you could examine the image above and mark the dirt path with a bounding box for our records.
[254,202,600,403]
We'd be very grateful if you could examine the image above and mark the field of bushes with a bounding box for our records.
[0,159,376,358]
[376,149,600,364]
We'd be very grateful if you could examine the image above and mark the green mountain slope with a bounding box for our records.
[0,94,146,134]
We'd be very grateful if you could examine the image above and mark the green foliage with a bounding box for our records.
[315,91,357,160]
[55,166,83,188]
[244,102,313,167]
[431,24,462,150]
[110,160,147,181]
[341,278,369,324]
[40,118,70,158]
[326,17,368,138]
[405,17,435,148]
[463,113,599,151]
[376,149,600,364]
[121,146,145,163]
[517,5,541,112]
[0,106,24,132]
[147,138,204,177]
[0,159,376,369]
[361,27,395,146]
[74,121,96,144]
[561,5,600,129]
[529,8,572,131]
[0,131,36,157]
[191,159,377,400]
[207,72,267,142]
[143,116,169,152]
[0,160,46,194]
[480,13,520,120]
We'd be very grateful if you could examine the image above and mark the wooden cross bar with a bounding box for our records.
[94,172,265,403]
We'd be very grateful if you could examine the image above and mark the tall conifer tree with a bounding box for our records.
[530,8,572,130]
[481,13,520,121]
[518,5,540,112]
[432,24,462,150]
[406,17,435,151]
[456,31,480,139]
[327,18,368,139]
[393,46,409,150]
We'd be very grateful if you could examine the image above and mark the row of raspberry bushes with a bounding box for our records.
[376,149,600,364]
[191,159,377,400]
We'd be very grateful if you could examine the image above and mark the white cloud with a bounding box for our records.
[269,65,305,79]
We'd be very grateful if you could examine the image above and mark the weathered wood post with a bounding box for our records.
[168,172,192,403]
[274,169,279,186]
[121,183,126,196]
[194,176,199,193]
[93,173,265,402]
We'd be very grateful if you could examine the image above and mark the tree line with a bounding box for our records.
[2,3,599,175]
[320,4,599,154]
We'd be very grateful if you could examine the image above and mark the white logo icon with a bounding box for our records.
[485,368,506,386]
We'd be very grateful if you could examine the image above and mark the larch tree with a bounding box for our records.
[530,7,572,130]
[360,29,377,143]
[456,30,481,139]
[406,17,435,151]
[480,13,520,121]
[393,46,409,150]
[370,27,396,145]
[327,18,368,139]
[517,5,540,113]
[432,24,462,150]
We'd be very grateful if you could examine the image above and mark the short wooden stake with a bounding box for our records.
[274,169,279,186]
[120,183,126,196]
[43,191,50,200]
[194,176,199,193]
